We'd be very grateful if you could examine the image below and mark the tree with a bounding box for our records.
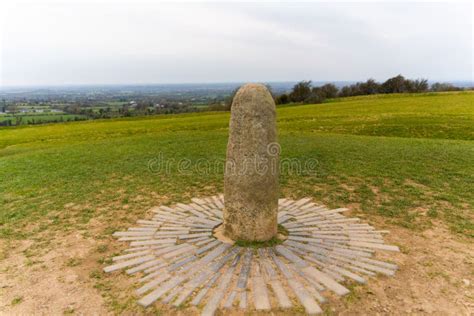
[431,82,461,92]
[305,89,325,104]
[15,116,23,126]
[338,76,431,97]
[319,83,339,98]
[413,79,428,92]
[381,75,407,93]
[338,85,354,97]
[359,79,380,95]
[405,79,428,93]
[275,94,290,105]
[289,81,312,102]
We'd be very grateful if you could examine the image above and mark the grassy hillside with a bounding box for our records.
[0,91,473,246]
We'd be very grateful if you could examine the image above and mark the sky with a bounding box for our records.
[0,0,472,86]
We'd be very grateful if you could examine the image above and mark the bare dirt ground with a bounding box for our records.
[0,233,109,315]
[1,211,472,315]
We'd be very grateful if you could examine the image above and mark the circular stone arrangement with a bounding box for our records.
[104,195,399,315]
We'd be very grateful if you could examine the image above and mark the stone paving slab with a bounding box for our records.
[202,255,240,316]
[126,259,165,275]
[105,197,399,315]
[103,255,155,273]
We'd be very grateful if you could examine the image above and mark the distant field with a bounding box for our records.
[104,101,126,106]
[1,91,472,239]
[16,105,51,110]
[0,113,87,125]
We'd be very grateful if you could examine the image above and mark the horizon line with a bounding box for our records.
[1,79,473,89]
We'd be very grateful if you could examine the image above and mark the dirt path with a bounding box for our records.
[0,219,472,315]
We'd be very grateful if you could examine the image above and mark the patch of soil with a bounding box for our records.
[0,233,109,315]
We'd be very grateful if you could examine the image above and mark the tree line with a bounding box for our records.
[0,115,88,127]
[275,75,465,105]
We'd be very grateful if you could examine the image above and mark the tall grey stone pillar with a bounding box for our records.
[223,83,279,241]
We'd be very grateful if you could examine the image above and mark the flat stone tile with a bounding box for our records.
[136,273,171,295]
[196,238,215,246]
[113,231,155,237]
[178,232,212,240]
[304,284,326,303]
[126,259,165,275]
[130,239,176,246]
[239,291,247,309]
[196,240,221,255]
[286,278,322,315]
[104,255,155,273]
[112,250,150,261]
[162,286,181,304]
[201,264,237,316]
[138,275,186,307]
[236,250,252,289]
[168,255,197,271]
[191,273,220,306]
[359,257,398,270]
[270,280,292,309]
[124,246,150,253]
[252,275,271,311]
[348,241,400,252]
[187,236,211,243]
[275,245,308,268]
[325,265,366,284]
[136,220,161,226]
[155,244,187,256]
[118,236,154,241]
[223,290,237,309]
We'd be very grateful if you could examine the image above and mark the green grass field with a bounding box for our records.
[0,91,473,247]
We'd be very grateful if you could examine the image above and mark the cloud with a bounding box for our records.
[1,1,472,85]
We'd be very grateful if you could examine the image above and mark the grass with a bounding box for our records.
[65,257,82,267]
[234,237,282,248]
[11,296,23,306]
[0,91,473,246]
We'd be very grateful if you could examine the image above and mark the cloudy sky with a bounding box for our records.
[0,1,472,86]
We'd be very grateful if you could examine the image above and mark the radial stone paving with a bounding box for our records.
[104,196,399,315]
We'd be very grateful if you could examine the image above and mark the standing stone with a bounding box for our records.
[224,83,279,241]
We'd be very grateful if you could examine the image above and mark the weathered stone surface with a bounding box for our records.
[270,280,292,308]
[252,263,271,311]
[224,83,279,241]
[202,257,240,316]
[103,255,155,273]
